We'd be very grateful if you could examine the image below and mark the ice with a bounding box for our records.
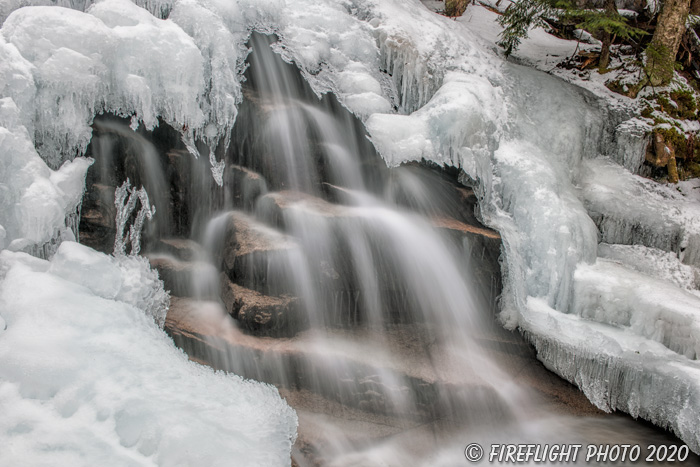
[113,179,155,257]
[572,259,700,359]
[2,0,206,168]
[580,157,700,267]
[0,245,297,466]
[0,98,92,256]
[598,243,700,291]
[524,298,700,453]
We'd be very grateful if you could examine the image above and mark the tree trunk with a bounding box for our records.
[598,0,619,71]
[691,0,700,15]
[646,0,692,86]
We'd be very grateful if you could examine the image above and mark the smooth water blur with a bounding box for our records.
[83,32,696,465]
[208,32,531,432]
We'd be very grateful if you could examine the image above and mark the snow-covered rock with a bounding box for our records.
[0,246,297,466]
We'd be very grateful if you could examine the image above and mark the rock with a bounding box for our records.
[147,254,219,299]
[220,274,305,336]
[647,131,674,167]
[646,131,679,183]
[257,190,349,228]
[258,190,503,318]
[164,298,504,420]
[226,164,268,209]
[445,0,468,17]
[166,149,192,236]
[222,211,299,295]
[78,183,117,253]
[151,238,206,262]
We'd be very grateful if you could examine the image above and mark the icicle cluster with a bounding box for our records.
[113,179,155,257]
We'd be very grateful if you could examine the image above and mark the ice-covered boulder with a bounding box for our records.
[0,245,297,466]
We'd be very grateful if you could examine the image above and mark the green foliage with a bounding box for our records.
[496,0,560,57]
[497,0,646,57]
[571,10,647,41]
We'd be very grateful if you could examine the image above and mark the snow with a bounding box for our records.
[0,246,297,466]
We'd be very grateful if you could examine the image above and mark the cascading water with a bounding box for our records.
[77,33,695,466]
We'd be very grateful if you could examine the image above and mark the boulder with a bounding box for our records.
[222,211,299,295]
[226,164,268,209]
[220,274,305,336]
[148,254,219,299]
[152,237,206,262]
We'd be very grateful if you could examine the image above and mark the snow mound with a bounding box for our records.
[0,246,297,466]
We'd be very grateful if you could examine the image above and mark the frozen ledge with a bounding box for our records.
[523,298,700,453]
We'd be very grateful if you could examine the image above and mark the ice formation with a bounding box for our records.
[1,0,700,456]
[113,179,155,257]
[0,246,297,465]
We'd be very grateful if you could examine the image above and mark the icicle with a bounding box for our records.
[113,179,156,256]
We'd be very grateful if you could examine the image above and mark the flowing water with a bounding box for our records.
[79,33,695,466]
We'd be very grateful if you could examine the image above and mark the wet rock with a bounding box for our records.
[148,254,219,299]
[165,299,503,421]
[257,190,349,228]
[222,211,299,295]
[220,274,305,337]
[166,149,192,236]
[78,183,116,253]
[151,238,206,262]
[226,164,268,209]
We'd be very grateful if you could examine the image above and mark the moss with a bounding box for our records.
[653,116,671,125]
[655,126,688,157]
[670,89,698,119]
[684,161,700,178]
[657,94,672,110]
[640,106,654,119]
[445,0,468,17]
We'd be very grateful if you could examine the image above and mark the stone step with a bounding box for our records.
[147,254,219,299]
[256,190,503,315]
[165,297,510,421]
[149,237,206,262]
[220,273,306,337]
[225,164,268,210]
[220,211,300,295]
